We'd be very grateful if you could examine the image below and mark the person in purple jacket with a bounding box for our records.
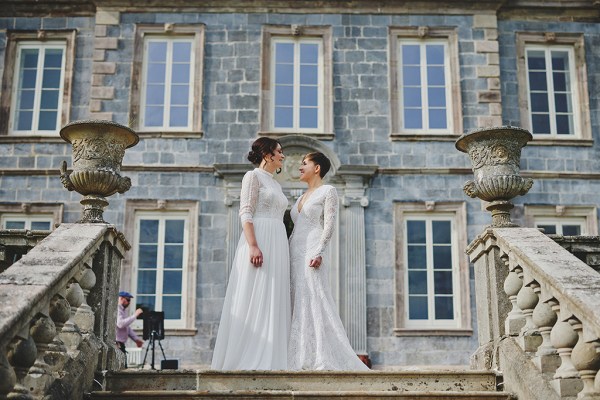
[116,291,144,367]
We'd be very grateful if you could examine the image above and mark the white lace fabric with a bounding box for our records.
[239,168,288,223]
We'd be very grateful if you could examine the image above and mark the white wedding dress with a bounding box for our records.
[211,168,291,370]
[288,185,369,371]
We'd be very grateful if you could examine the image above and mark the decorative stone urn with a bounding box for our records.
[455,126,533,227]
[59,120,139,223]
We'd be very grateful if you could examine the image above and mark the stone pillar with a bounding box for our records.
[338,166,376,360]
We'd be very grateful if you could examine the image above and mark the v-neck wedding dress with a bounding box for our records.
[211,168,291,370]
[288,185,369,370]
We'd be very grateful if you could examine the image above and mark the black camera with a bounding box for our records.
[142,311,165,341]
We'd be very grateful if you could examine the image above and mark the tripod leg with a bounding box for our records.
[157,339,167,360]
[141,340,151,369]
[151,333,156,370]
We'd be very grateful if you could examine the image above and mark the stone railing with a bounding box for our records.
[468,227,600,400]
[550,235,600,274]
[0,223,129,400]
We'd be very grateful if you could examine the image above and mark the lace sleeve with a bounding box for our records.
[313,186,338,258]
[239,171,259,224]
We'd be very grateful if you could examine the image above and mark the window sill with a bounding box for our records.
[529,138,593,147]
[390,133,460,142]
[393,328,473,337]
[135,130,204,138]
[0,135,64,143]
[258,131,334,140]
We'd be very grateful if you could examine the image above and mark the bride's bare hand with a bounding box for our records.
[309,256,322,269]
[249,245,263,267]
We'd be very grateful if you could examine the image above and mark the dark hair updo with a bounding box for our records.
[304,152,331,178]
[247,137,281,165]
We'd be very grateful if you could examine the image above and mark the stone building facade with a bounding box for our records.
[1,0,599,367]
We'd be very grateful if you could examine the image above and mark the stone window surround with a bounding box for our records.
[0,30,76,137]
[516,31,592,146]
[393,201,472,336]
[524,204,598,236]
[388,26,463,142]
[259,24,334,140]
[0,202,63,228]
[121,199,199,335]
[129,24,205,138]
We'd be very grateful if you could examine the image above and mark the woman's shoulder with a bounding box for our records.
[322,184,337,194]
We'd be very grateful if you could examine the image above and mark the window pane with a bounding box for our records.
[403,87,422,108]
[275,42,294,63]
[427,66,445,86]
[408,270,427,294]
[408,296,428,319]
[44,49,63,68]
[433,246,452,269]
[434,271,453,294]
[21,69,37,89]
[275,85,293,106]
[531,114,551,134]
[300,65,318,85]
[164,245,184,269]
[551,51,569,71]
[170,85,189,106]
[165,220,185,243]
[145,106,164,127]
[300,43,318,64]
[562,225,581,235]
[140,220,159,242]
[16,111,33,130]
[404,109,422,129]
[553,72,567,92]
[274,107,293,128]
[42,69,61,89]
[147,63,166,84]
[401,45,420,65]
[554,93,570,113]
[426,44,444,65]
[435,296,454,319]
[163,271,182,294]
[275,64,294,85]
[139,245,158,269]
[172,42,191,63]
[432,221,451,243]
[148,41,167,62]
[171,63,191,85]
[5,221,25,229]
[299,107,318,129]
[163,296,181,319]
[38,111,57,130]
[402,66,421,86]
[136,295,155,311]
[530,93,549,113]
[22,49,39,68]
[528,72,547,91]
[31,221,51,230]
[407,220,426,243]
[428,109,447,129]
[146,84,165,106]
[428,88,446,107]
[19,90,35,110]
[555,114,572,135]
[169,106,188,127]
[137,270,156,294]
[300,86,318,107]
[40,90,59,110]
[527,51,545,70]
[407,245,426,269]
[537,224,557,234]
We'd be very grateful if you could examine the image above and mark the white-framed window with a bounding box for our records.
[535,217,586,235]
[260,25,333,138]
[398,39,451,133]
[525,45,578,137]
[389,27,462,140]
[132,211,189,328]
[140,36,195,131]
[394,202,471,335]
[516,32,591,144]
[271,37,322,132]
[1,213,53,230]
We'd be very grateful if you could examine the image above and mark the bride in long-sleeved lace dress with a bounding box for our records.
[288,152,369,371]
[211,137,290,370]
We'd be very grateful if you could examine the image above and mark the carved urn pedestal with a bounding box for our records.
[60,120,139,223]
[455,126,533,227]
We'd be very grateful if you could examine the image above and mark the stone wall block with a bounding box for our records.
[95,10,120,25]
[93,50,106,62]
[92,62,116,75]
[94,37,118,50]
[475,40,499,53]
[477,65,500,78]
[91,86,115,100]
[473,14,497,28]
[478,116,503,127]
[478,91,501,102]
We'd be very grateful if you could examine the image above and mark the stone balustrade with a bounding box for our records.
[0,223,129,400]
[468,227,600,400]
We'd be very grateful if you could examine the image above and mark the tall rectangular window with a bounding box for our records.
[133,212,189,327]
[10,42,66,134]
[1,214,53,230]
[399,40,450,132]
[271,38,322,131]
[141,37,194,130]
[526,46,576,136]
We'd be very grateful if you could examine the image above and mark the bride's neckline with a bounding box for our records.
[254,167,274,177]
[297,185,325,213]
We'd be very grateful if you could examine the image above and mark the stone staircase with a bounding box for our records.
[88,369,515,399]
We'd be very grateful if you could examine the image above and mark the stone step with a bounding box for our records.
[100,370,501,393]
[89,389,515,399]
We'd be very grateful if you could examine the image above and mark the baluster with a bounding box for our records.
[570,322,600,399]
[0,348,17,399]
[73,265,96,333]
[532,295,560,374]
[23,313,56,395]
[46,293,71,371]
[7,332,36,400]
[516,277,541,352]
[550,306,583,397]
[61,280,84,352]
[503,263,525,336]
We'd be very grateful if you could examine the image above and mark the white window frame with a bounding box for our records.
[534,216,587,235]
[394,202,471,336]
[524,205,598,236]
[122,200,198,334]
[139,36,195,132]
[397,39,452,134]
[0,203,63,229]
[1,213,54,230]
[524,45,579,138]
[269,37,323,133]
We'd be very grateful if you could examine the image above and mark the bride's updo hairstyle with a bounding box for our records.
[247,137,281,165]
[304,152,331,178]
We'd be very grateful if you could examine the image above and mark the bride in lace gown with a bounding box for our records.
[211,137,290,370]
[288,152,369,371]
